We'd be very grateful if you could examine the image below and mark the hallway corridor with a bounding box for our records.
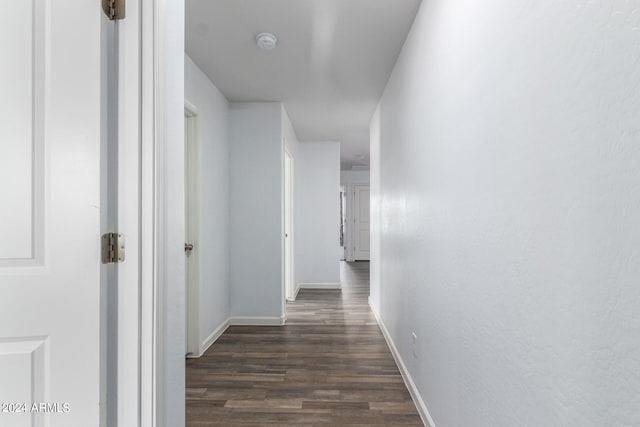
[186,261,423,425]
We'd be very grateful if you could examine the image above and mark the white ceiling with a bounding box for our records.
[185,0,421,170]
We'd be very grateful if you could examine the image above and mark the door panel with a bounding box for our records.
[0,0,44,264]
[0,1,102,426]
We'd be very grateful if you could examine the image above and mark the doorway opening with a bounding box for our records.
[184,101,201,357]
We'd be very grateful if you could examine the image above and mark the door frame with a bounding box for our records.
[118,1,186,425]
[102,0,181,425]
[139,0,186,425]
[184,100,201,358]
[139,0,167,425]
[112,0,144,425]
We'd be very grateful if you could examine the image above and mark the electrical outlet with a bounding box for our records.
[411,332,418,358]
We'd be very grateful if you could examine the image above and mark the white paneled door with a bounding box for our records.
[0,1,103,426]
[353,185,370,261]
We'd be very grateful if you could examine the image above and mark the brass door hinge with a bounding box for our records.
[102,0,125,20]
[102,233,125,264]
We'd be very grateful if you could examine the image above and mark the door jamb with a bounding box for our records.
[112,0,144,425]
[135,1,185,425]
[139,1,163,425]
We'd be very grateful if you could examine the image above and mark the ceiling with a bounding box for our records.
[185,0,421,170]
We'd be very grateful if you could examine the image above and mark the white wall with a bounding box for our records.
[296,142,341,285]
[184,55,230,347]
[282,106,300,163]
[229,102,284,320]
[340,170,370,186]
[371,1,640,426]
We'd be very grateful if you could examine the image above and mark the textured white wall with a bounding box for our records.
[282,106,300,161]
[229,103,284,319]
[340,170,370,186]
[296,142,341,284]
[184,55,230,346]
[371,1,640,426]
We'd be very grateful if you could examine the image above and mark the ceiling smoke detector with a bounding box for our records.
[256,33,277,50]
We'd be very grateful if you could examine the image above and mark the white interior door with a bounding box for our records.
[353,185,370,261]
[284,150,294,300]
[0,1,103,426]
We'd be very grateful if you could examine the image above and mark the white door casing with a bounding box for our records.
[0,1,103,426]
[353,185,370,261]
[115,0,143,424]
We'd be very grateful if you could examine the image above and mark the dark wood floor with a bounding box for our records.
[186,261,423,426]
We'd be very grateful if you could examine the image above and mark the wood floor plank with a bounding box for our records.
[186,261,423,426]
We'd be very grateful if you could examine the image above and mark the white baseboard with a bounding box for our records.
[229,316,285,326]
[188,315,286,359]
[299,282,342,290]
[188,318,231,358]
[286,286,299,302]
[368,297,436,427]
